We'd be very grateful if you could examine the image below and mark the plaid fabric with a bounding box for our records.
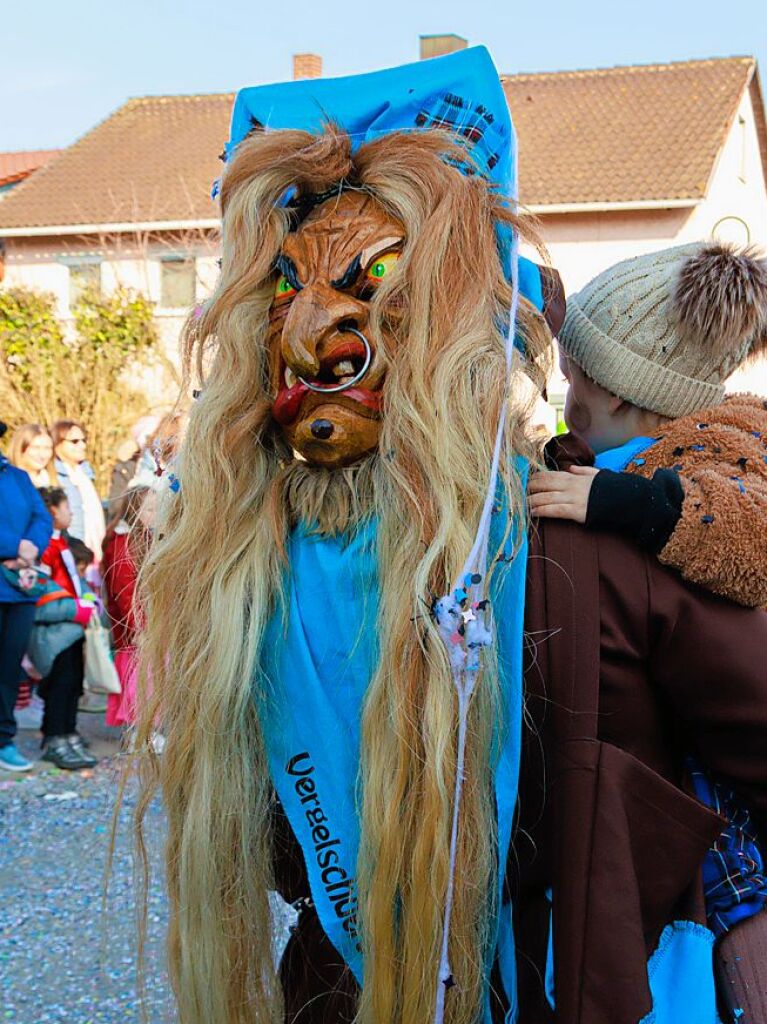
[688,757,767,937]
[415,92,504,178]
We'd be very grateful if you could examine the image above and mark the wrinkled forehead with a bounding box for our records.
[281,191,404,281]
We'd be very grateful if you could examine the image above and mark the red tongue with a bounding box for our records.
[273,380,310,425]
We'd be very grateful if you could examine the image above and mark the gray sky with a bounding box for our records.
[2,0,766,151]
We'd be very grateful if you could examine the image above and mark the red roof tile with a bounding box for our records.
[0,96,231,230]
[0,150,60,189]
[504,57,760,206]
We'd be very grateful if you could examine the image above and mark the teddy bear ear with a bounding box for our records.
[673,243,767,358]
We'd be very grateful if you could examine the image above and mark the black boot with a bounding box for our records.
[66,734,97,766]
[68,729,91,749]
[41,736,91,770]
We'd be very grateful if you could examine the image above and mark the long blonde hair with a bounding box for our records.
[135,126,552,1024]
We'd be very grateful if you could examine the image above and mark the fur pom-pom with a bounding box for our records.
[673,243,767,357]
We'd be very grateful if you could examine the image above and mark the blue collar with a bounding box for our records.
[594,436,657,472]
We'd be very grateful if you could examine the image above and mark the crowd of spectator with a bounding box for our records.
[0,413,183,772]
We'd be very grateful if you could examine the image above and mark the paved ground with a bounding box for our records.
[1,711,292,1024]
[1,712,173,1024]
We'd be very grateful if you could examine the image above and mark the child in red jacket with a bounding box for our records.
[101,486,154,728]
[38,488,81,597]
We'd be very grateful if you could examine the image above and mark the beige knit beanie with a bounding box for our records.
[558,242,767,418]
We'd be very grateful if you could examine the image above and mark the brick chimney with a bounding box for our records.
[419,34,468,61]
[293,53,323,80]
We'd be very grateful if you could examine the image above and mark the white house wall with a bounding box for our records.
[693,86,767,393]
[2,233,221,364]
[526,84,767,404]
[684,85,767,247]
[523,207,693,294]
[3,244,72,308]
[196,255,220,296]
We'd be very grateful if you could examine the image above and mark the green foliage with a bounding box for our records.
[0,286,175,491]
[555,406,568,435]
[0,287,63,351]
[0,288,66,391]
[72,287,157,359]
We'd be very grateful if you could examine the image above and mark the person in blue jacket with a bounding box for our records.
[0,423,52,772]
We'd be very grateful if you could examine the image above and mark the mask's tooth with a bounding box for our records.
[332,359,355,379]
[284,366,296,388]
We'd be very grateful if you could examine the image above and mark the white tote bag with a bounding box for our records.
[84,617,122,695]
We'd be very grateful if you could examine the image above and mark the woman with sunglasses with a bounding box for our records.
[50,421,105,560]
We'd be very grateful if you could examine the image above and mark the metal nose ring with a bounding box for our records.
[297,326,372,394]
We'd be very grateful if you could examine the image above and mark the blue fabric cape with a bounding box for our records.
[258,472,528,1019]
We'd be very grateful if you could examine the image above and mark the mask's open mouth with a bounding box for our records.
[286,336,369,390]
[273,335,382,426]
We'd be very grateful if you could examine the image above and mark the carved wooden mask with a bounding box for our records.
[269,191,403,468]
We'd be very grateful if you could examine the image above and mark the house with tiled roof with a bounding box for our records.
[507,56,767,285]
[0,54,765,397]
[0,95,230,356]
[505,55,767,404]
[0,150,59,195]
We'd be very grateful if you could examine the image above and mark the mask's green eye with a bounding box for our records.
[366,251,400,282]
[274,274,297,299]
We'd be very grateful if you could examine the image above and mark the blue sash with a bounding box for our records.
[258,472,529,1017]
[544,915,721,1023]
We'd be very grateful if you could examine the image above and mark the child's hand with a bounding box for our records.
[17,539,39,566]
[528,466,599,523]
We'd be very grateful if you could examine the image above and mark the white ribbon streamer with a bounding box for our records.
[432,122,521,1024]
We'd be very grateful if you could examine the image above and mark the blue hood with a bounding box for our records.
[224,48,546,328]
[227,46,514,193]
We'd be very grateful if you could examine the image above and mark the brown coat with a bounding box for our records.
[515,435,767,1024]
[631,392,767,607]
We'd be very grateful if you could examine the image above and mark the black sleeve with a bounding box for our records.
[585,468,684,555]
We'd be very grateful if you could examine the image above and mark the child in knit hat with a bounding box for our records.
[529,241,767,1021]
[529,241,767,609]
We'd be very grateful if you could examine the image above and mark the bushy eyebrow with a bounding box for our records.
[331,254,362,291]
[330,236,405,292]
[360,236,404,272]
[275,254,303,291]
